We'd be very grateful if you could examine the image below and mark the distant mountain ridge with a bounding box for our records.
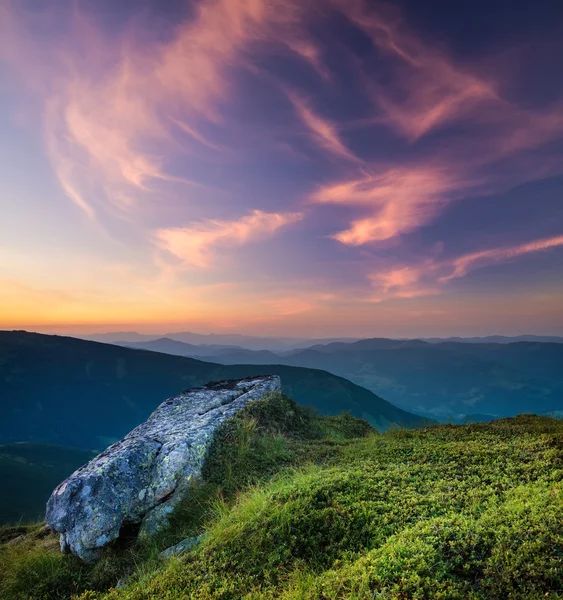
[79,330,563,349]
[422,335,563,344]
[0,331,426,450]
[132,337,563,421]
[79,331,362,351]
[114,337,245,357]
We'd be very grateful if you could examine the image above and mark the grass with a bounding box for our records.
[2,396,563,599]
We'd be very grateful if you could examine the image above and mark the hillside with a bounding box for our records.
[189,338,563,420]
[2,405,562,600]
[0,331,424,449]
[0,444,96,524]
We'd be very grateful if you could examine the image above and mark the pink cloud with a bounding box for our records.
[441,235,563,282]
[369,266,439,302]
[340,0,563,178]
[171,119,229,153]
[367,234,563,303]
[284,37,331,80]
[334,0,498,141]
[150,0,303,118]
[301,1,563,251]
[284,88,361,163]
[157,209,303,269]
[3,0,563,312]
[374,266,423,291]
[312,164,470,244]
[1,0,317,220]
[5,0,562,232]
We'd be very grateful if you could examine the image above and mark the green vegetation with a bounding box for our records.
[2,395,563,599]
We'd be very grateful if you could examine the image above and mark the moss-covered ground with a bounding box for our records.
[1,393,563,599]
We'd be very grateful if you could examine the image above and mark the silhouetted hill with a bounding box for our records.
[0,331,425,449]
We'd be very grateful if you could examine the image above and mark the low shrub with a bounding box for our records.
[4,410,563,600]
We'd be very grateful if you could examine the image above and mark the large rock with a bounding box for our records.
[46,375,281,561]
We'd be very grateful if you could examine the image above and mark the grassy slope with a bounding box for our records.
[2,396,563,600]
[0,331,423,449]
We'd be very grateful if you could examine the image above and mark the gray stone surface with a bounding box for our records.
[46,375,281,561]
[159,533,206,559]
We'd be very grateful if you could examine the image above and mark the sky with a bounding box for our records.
[1,0,563,338]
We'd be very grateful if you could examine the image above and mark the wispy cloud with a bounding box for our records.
[5,0,562,232]
[369,266,438,302]
[336,0,497,141]
[305,1,563,249]
[2,0,314,220]
[2,0,563,334]
[171,119,229,153]
[157,210,303,269]
[285,89,360,162]
[284,37,331,80]
[312,164,470,244]
[368,234,563,302]
[441,235,563,282]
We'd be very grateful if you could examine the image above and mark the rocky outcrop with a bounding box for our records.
[46,375,281,561]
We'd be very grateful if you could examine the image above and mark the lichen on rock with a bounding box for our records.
[45,375,281,561]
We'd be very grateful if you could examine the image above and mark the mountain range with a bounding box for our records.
[114,336,563,420]
[79,330,563,351]
[0,331,426,450]
[79,331,362,352]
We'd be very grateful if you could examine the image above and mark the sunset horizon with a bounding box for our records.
[1,0,562,337]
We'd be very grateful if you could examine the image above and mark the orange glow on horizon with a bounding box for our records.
[1,0,562,338]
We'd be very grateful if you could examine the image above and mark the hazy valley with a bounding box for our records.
[110,334,563,422]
